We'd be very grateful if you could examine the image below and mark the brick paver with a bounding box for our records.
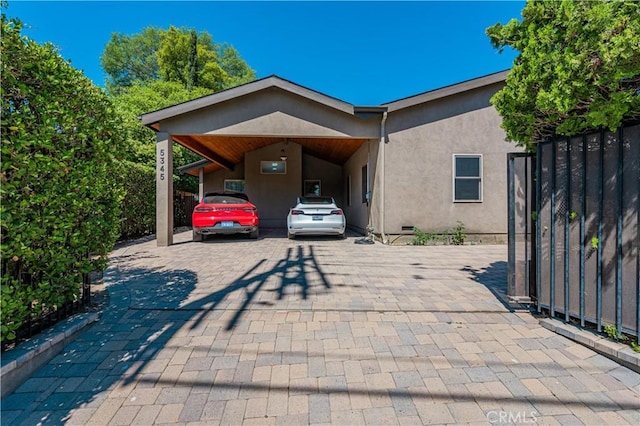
[2,229,640,425]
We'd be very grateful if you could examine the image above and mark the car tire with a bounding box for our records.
[288,231,295,240]
[339,232,346,240]
[249,229,259,239]
[193,230,203,242]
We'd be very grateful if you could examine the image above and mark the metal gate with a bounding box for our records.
[534,125,640,340]
[507,153,536,303]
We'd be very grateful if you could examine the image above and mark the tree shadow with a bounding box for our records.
[107,244,333,385]
[186,244,332,333]
[2,243,340,425]
[462,261,528,312]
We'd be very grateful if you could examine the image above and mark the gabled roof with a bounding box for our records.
[140,75,359,127]
[381,70,509,112]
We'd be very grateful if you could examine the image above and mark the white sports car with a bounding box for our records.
[287,196,346,239]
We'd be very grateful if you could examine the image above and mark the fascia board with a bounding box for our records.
[140,76,355,127]
[382,70,509,112]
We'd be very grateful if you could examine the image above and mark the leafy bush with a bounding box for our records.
[451,221,467,245]
[411,222,466,246]
[0,16,126,342]
[411,228,436,246]
[118,161,156,240]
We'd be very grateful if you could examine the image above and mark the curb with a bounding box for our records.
[0,311,100,399]
[539,318,640,374]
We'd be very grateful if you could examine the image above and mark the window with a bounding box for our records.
[304,180,321,196]
[361,164,368,204]
[260,161,286,174]
[453,154,482,202]
[224,179,245,192]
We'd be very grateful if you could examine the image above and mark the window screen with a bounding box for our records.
[454,155,482,202]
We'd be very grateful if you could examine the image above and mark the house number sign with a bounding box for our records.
[159,148,166,181]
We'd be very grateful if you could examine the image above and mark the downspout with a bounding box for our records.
[380,111,388,244]
[198,167,204,201]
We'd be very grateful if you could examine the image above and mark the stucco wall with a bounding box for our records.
[383,83,520,239]
[203,163,245,194]
[161,88,380,139]
[246,142,302,228]
[203,142,302,228]
[302,154,343,204]
[343,140,378,234]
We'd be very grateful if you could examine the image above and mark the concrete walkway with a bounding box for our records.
[2,229,640,425]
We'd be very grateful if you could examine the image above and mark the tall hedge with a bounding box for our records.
[119,161,156,240]
[0,16,126,341]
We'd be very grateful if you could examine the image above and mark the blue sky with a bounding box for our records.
[6,1,525,105]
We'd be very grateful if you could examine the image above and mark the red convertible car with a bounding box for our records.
[192,192,259,241]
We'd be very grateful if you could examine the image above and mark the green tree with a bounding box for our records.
[101,27,163,91]
[1,14,126,341]
[102,26,256,93]
[110,80,210,174]
[186,30,198,91]
[101,26,256,237]
[217,43,257,89]
[487,0,640,149]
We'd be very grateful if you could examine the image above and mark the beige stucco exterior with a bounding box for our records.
[152,86,381,139]
[142,72,522,246]
[342,140,380,234]
[381,82,516,242]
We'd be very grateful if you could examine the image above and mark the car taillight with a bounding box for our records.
[194,206,215,212]
[331,209,343,215]
[242,207,257,213]
[290,209,304,215]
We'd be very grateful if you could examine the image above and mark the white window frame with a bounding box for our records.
[224,179,245,192]
[452,154,483,202]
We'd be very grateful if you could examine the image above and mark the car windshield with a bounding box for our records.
[299,196,334,205]
[203,195,248,204]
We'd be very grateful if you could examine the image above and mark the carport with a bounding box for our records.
[140,76,387,246]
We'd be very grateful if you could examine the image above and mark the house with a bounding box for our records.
[140,70,522,246]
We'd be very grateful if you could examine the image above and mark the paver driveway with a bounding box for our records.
[3,229,640,425]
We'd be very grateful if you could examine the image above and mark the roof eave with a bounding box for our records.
[177,158,211,174]
[139,75,356,128]
[382,70,509,112]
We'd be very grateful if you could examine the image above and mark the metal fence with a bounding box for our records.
[511,123,639,340]
[507,153,536,303]
[1,272,92,352]
[174,191,199,228]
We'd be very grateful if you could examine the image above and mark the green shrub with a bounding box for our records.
[118,161,156,240]
[411,222,466,246]
[411,228,435,246]
[0,15,126,342]
[451,221,467,245]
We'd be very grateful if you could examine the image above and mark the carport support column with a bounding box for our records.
[198,167,204,201]
[156,131,174,246]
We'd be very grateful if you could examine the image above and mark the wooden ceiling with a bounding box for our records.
[173,135,369,175]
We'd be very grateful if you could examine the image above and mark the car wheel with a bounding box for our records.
[193,230,203,242]
[339,232,346,240]
[249,229,259,239]
[288,231,295,240]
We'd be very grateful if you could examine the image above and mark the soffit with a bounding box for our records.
[174,135,368,176]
